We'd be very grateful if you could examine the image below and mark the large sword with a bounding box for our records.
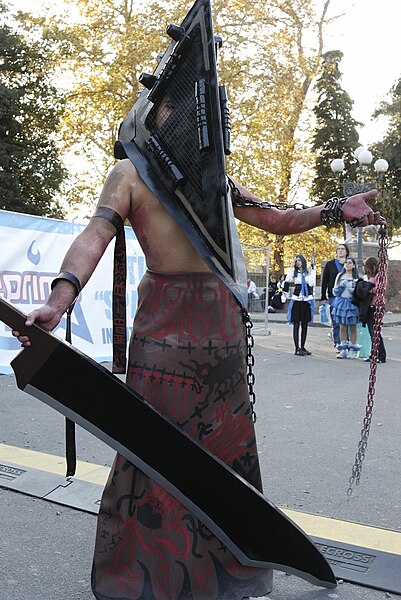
[0,297,336,589]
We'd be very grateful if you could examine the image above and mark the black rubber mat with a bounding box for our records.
[312,536,401,595]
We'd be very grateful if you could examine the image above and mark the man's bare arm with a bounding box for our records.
[231,178,382,235]
[56,160,137,290]
[14,161,136,343]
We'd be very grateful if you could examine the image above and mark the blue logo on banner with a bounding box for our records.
[27,241,41,265]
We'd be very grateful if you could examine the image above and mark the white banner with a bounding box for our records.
[0,209,146,374]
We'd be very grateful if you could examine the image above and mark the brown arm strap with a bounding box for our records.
[93,207,127,374]
[93,206,124,231]
[50,207,126,476]
[50,273,80,476]
[65,307,77,477]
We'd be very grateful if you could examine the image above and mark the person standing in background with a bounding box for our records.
[363,256,387,363]
[332,257,360,359]
[247,277,258,310]
[285,254,315,356]
[320,243,349,348]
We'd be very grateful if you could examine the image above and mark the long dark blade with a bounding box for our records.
[0,298,336,588]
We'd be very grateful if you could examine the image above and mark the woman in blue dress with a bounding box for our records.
[332,257,360,359]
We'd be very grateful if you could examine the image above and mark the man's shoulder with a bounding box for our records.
[110,158,138,179]
[324,258,336,269]
[106,159,147,200]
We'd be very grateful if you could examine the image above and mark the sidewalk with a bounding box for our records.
[250,308,401,326]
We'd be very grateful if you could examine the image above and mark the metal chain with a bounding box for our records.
[227,178,383,232]
[228,178,310,212]
[227,178,366,230]
[240,304,257,423]
[347,224,389,496]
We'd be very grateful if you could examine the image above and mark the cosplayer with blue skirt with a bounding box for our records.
[320,243,349,348]
[332,257,360,359]
[285,254,315,356]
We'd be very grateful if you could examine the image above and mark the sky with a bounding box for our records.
[323,0,401,148]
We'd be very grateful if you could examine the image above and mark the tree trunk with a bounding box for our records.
[273,234,285,273]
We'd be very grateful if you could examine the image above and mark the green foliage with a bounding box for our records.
[29,0,184,180]
[0,2,66,217]
[310,50,362,203]
[216,0,334,272]
[370,79,401,237]
[215,0,320,202]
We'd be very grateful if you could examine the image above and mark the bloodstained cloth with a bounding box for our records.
[92,270,272,599]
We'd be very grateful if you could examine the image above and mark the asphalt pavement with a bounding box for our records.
[1,316,400,600]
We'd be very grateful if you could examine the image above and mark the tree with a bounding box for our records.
[310,50,362,204]
[21,0,183,210]
[0,2,66,217]
[370,79,401,238]
[215,0,335,273]
[20,0,335,265]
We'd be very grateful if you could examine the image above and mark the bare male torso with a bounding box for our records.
[99,158,210,273]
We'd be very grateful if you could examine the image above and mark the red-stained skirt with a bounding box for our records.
[92,271,273,600]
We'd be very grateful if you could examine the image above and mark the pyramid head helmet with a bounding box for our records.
[114,0,247,305]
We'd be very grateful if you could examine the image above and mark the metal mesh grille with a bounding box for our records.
[147,41,202,197]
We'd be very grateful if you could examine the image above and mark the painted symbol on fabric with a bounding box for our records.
[128,363,202,393]
[115,463,146,517]
[179,340,245,404]
[182,514,215,558]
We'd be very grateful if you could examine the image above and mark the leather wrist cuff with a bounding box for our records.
[51,271,82,298]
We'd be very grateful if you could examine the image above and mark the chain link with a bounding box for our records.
[347,224,389,496]
[234,197,312,212]
[228,177,310,212]
[240,304,257,423]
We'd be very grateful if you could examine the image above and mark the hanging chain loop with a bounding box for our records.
[347,223,388,496]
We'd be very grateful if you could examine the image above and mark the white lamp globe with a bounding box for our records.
[330,158,345,173]
[354,146,367,159]
[358,150,373,165]
[374,158,389,174]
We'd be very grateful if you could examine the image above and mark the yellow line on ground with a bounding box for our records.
[0,443,110,486]
[281,509,401,555]
[1,443,401,555]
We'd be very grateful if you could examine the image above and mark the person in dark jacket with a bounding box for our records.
[320,243,349,347]
[352,278,374,326]
[363,256,387,363]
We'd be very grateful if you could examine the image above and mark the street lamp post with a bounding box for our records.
[330,147,389,269]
